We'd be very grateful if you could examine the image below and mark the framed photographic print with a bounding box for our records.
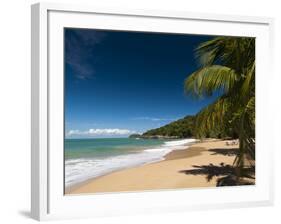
[31,2,274,221]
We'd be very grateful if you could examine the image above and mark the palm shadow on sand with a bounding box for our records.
[208,148,239,156]
[179,163,255,186]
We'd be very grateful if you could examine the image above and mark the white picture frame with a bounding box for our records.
[31,2,274,221]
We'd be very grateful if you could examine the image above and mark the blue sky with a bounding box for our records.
[64,28,219,138]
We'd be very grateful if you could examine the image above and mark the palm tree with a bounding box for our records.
[184,37,255,182]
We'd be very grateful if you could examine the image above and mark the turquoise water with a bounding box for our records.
[64,138,196,187]
[65,138,166,160]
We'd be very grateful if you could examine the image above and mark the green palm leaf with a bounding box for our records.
[184,65,239,98]
[193,96,231,138]
[184,36,255,183]
[240,62,255,103]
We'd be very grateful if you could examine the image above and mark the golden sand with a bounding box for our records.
[66,139,240,195]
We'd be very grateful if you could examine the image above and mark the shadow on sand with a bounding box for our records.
[208,148,239,156]
[179,163,255,186]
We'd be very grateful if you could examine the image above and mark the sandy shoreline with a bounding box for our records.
[66,139,242,195]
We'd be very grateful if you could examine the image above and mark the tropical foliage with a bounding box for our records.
[138,114,228,139]
[184,37,255,181]
[142,116,195,138]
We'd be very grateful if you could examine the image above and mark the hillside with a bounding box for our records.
[140,116,195,139]
[129,113,237,139]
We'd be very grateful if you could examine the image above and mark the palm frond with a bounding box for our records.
[193,96,231,138]
[184,36,255,183]
[184,65,239,98]
[195,37,255,74]
[240,62,255,102]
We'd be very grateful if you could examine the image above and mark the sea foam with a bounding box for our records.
[65,138,197,187]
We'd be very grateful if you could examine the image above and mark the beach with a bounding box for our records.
[66,139,242,194]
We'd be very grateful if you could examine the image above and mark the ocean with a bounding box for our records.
[65,138,196,187]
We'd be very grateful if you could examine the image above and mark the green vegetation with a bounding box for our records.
[135,112,237,140]
[128,134,142,138]
[142,116,195,138]
[184,37,255,182]
[134,113,236,139]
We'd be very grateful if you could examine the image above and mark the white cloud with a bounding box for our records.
[66,128,136,137]
[68,130,82,135]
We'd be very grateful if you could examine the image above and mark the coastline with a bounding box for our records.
[65,138,197,189]
[65,139,244,195]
